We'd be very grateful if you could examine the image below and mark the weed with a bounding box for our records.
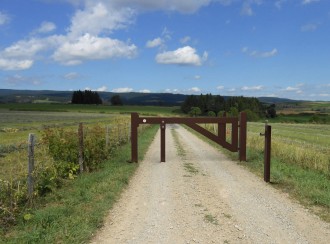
[204,214,219,225]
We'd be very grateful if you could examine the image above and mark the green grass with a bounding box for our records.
[0,103,181,116]
[1,125,159,243]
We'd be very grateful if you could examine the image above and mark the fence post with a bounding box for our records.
[78,123,84,173]
[160,121,166,162]
[264,124,271,183]
[28,133,35,203]
[106,125,110,149]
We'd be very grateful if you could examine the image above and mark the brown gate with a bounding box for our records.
[131,112,247,163]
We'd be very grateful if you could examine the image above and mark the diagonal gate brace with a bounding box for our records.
[130,112,246,163]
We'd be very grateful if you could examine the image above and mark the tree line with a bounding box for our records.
[71,90,102,104]
[181,94,276,120]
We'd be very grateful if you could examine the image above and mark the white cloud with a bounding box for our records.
[302,0,319,5]
[68,2,136,38]
[35,21,56,34]
[64,72,80,80]
[0,59,34,70]
[146,37,163,48]
[139,89,151,93]
[242,47,278,58]
[95,86,108,91]
[0,11,10,26]
[188,87,201,93]
[156,46,207,66]
[112,87,134,93]
[217,85,225,90]
[241,85,263,91]
[282,86,303,94]
[301,23,318,32]
[53,33,137,65]
[194,75,201,80]
[180,36,191,44]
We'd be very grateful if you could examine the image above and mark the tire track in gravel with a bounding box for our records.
[91,124,330,244]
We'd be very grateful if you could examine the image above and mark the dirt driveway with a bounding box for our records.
[91,125,330,243]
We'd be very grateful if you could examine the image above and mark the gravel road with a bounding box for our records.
[91,124,330,244]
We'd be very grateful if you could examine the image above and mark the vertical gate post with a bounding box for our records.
[131,113,139,163]
[160,121,166,162]
[239,112,247,161]
[264,125,271,182]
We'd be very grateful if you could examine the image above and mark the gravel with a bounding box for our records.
[91,124,330,243]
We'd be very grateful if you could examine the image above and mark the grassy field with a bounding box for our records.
[0,103,180,115]
[1,104,169,241]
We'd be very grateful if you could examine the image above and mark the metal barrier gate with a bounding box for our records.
[131,112,247,163]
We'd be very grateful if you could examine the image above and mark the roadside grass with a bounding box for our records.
[183,123,330,223]
[1,125,158,243]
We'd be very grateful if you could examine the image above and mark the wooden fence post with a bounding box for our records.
[106,125,110,149]
[28,133,35,203]
[264,125,271,183]
[78,123,84,173]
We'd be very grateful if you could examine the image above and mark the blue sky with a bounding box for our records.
[0,0,329,101]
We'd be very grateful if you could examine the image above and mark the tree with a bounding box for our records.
[71,90,102,104]
[110,95,123,106]
[189,107,201,117]
[266,104,277,118]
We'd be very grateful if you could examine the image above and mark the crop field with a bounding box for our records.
[247,122,330,175]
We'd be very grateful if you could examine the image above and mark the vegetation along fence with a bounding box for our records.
[0,118,147,230]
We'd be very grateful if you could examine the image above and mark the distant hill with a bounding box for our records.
[0,89,299,105]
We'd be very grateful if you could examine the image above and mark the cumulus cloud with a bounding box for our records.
[112,87,134,93]
[217,85,225,90]
[146,37,163,48]
[156,46,208,66]
[53,33,137,65]
[242,47,278,58]
[0,59,34,70]
[188,87,201,93]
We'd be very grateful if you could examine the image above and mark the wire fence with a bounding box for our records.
[0,119,148,229]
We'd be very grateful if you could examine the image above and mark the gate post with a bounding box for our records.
[131,113,139,163]
[239,112,247,161]
[160,121,166,162]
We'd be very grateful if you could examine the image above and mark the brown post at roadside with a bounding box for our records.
[160,121,166,162]
[264,125,271,182]
[131,113,139,163]
[239,112,247,161]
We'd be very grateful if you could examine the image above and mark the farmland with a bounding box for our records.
[1,103,330,242]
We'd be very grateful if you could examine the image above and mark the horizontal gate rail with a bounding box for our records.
[131,112,246,163]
